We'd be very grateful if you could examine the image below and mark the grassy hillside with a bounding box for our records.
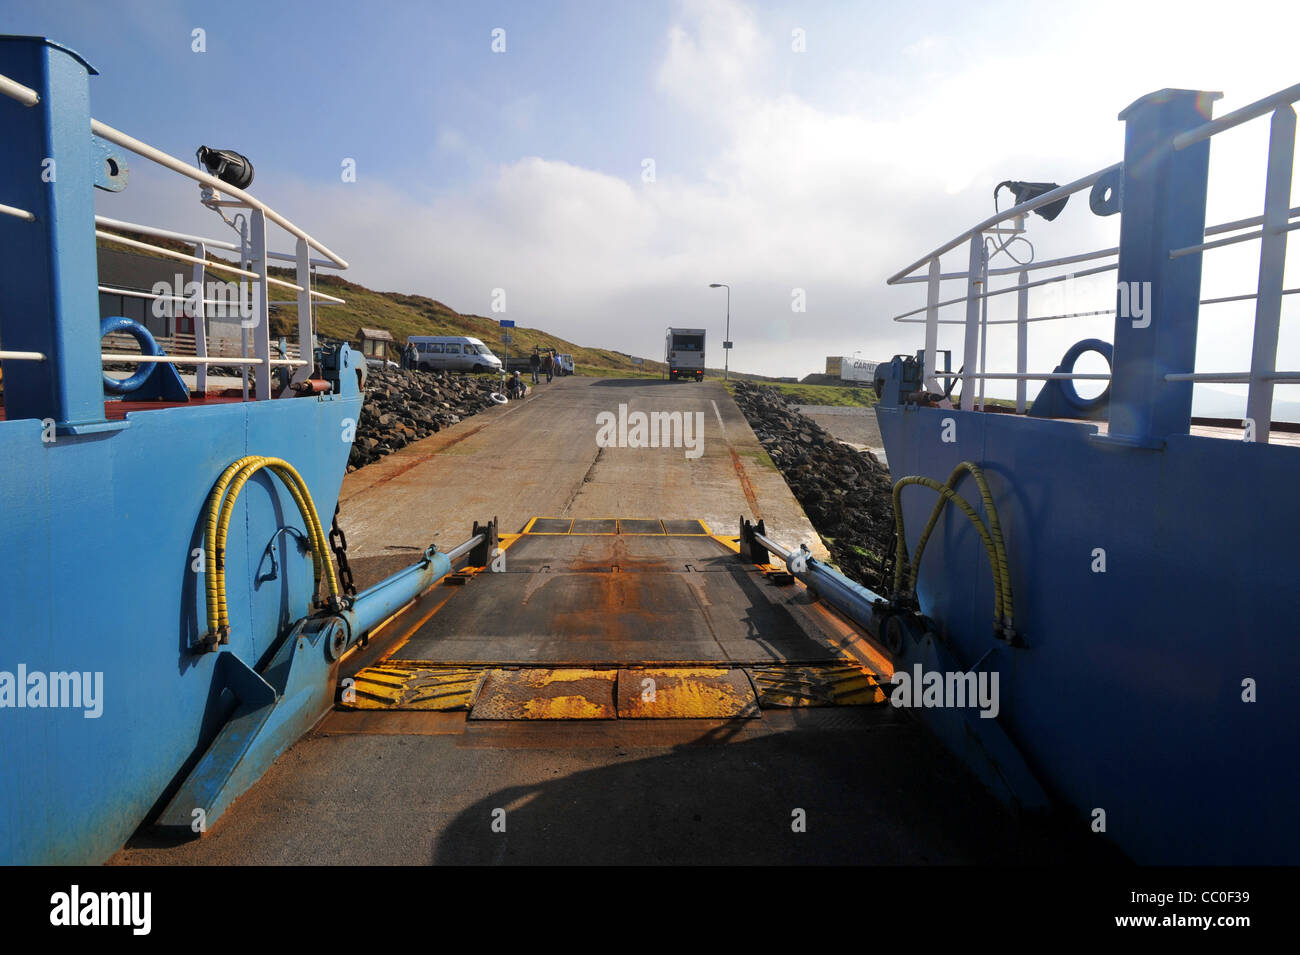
[96,234,786,380]
[268,271,667,377]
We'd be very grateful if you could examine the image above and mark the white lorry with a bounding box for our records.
[665,327,705,382]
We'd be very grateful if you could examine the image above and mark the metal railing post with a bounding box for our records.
[978,248,990,410]
[961,234,982,409]
[1246,105,1295,443]
[192,241,208,394]
[249,209,271,399]
[293,237,313,386]
[1015,267,1029,413]
[923,257,940,392]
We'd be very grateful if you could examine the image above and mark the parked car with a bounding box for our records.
[556,353,575,376]
[405,335,503,374]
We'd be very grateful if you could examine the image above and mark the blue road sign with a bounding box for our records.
[499,319,515,328]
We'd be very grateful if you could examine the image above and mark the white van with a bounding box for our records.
[406,336,503,374]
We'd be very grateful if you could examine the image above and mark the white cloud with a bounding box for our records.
[99,0,1299,416]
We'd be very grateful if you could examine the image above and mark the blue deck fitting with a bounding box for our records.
[155,544,453,837]
[0,37,112,434]
[100,316,189,401]
[1102,89,1218,448]
[0,37,378,864]
[793,554,1051,813]
[874,84,1300,862]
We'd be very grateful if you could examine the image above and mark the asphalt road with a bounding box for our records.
[336,376,828,591]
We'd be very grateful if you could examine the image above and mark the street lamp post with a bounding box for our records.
[709,283,730,381]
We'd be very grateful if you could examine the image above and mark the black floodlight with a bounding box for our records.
[996,180,1067,221]
[196,146,254,190]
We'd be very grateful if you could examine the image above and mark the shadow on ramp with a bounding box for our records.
[430,711,1122,865]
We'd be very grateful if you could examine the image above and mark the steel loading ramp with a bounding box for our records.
[339,518,890,719]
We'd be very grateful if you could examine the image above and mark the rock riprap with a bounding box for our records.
[349,367,500,471]
[730,382,895,591]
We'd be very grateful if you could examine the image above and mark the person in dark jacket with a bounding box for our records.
[506,370,527,400]
[529,347,541,384]
[542,350,554,383]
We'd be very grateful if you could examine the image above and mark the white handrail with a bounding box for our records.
[932,371,1110,381]
[1173,83,1300,150]
[0,349,47,361]
[0,202,35,221]
[96,216,241,254]
[897,308,1115,326]
[887,81,1300,435]
[1166,371,1300,383]
[0,73,38,107]
[89,119,349,270]
[894,246,1120,284]
[1202,286,1300,306]
[95,230,305,292]
[891,262,1118,323]
[101,354,307,367]
[99,285,242,308]
[887,163,1121,284]
[2,69,347,267]
[95,215,341,269]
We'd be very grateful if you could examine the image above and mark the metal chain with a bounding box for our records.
[329,502,357,600]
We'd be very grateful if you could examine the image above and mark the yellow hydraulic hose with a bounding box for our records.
[202,455,338,640]
[908,462,1014,625]
[214,460,334,631]
[892,462,1015,635]
[892,476,1005,623]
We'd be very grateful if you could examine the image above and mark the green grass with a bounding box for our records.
[724,380,879,407]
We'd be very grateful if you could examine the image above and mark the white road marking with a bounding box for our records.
[710,399,726,435]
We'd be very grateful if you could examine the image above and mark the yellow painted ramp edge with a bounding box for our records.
[342,663,885,718]
[340,663,486,711]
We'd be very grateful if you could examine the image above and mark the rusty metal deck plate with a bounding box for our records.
[469,668,618,720]
[617,667,759,719]
[340,663,886,719]
[341,663,486,711]
[748,663,885,707]
[394,530,840,665]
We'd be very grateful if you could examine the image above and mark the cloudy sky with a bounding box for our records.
[8,0,1298,410]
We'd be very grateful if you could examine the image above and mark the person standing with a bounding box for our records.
[543,350,554,383]
[530,347,541,384]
